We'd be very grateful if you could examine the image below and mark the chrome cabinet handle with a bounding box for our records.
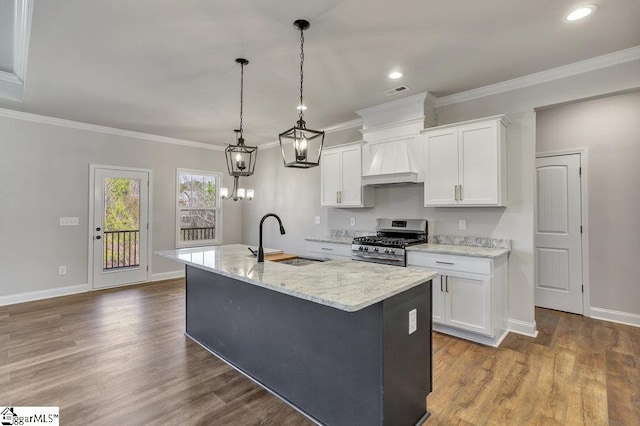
[459,185,463,200]
[454,185,458,201]
[336,191,339,203]
[321,247,334,251]
[436,261,454,265]
[445,276,449,293]
[339,190,342,203]
[440,275,444,292]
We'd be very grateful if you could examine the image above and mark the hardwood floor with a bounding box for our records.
[1,280,638,425]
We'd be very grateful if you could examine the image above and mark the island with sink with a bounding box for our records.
[156,243,437,426]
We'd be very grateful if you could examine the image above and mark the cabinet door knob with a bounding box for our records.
[96,235,101,240]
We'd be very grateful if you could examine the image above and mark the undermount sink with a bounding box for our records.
[278,257,326,266]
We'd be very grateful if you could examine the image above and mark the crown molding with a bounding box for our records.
[359,116,426,135]
[435,46,640,107]
[0,107,225,151]
[356,92,436,117]
[0,0,33,101]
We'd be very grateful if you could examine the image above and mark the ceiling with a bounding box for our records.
[1,0,639,146]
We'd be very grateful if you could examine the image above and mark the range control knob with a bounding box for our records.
[384,248,390,254]
[374,247,379,252]
[389,249,395,254]
[364,247,369,251]
[358,246,364,251]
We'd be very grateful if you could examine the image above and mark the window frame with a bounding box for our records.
[175,168,223,248]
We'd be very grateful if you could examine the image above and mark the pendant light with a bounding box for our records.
[222,58,257,201]
[279,19,324,168]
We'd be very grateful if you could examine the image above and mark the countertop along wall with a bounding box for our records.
[0,111,243,302]
[537,90,640,319]
[242,58,640,332]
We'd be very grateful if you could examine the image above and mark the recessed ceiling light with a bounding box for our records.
[566,5,596,21]
[388,71,403,80]
[296,105,307,111]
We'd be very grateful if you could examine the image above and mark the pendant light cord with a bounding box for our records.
[239,61,244,141]
[299,27,305,123]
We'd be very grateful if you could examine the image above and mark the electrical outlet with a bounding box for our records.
[350,217,356,227]
[459,220,467,230]
[409,309,417,334]
[314,216,321,225]
[58,265,67,275]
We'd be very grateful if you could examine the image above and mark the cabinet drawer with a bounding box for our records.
[306,241,352,258]
[407,252,492,275]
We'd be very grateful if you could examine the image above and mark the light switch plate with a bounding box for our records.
[314,216,321,225]
[458,220,466,230]
[60,217,79,226]
[408,309,417,334]
[350,217,356,226]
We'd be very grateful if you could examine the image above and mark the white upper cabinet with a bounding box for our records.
[422,115,509,207]
[320,142,373,208]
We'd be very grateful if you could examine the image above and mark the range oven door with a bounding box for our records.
[351,251,406,266]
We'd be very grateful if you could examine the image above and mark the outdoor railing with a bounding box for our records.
[180,227,215,241]
[104,230,139,270]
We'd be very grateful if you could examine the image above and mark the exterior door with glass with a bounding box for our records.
[91,166,150,289]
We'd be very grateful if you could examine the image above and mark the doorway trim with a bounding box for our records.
[88,164,154,290]
[535,148,590,316]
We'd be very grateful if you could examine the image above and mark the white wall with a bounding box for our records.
[537,90,640,317]
[242,59,640,331]
[0,113,242,301]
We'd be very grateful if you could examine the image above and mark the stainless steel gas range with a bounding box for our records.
[351,218,428,266]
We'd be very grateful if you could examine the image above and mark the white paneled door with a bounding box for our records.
[535,154,583,314]
[91,166,150,289]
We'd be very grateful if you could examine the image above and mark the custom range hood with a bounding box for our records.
[357,92,437,186]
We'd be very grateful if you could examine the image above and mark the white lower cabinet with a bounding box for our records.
[306,241,352,260]
[408,251,508,347]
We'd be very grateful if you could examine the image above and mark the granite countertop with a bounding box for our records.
[304,236,353,244]
[156,244,436,312]
[407,243,510,259]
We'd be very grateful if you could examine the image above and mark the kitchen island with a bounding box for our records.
[156,244,437,426]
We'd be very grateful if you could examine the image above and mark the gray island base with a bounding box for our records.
[157,245,435,426]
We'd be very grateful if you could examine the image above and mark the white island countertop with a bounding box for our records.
[156,244,436,312]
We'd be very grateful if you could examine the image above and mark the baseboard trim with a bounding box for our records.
[508,318,538,338]
[590,307,640,328]
[0,283,91,307]
[151,270,185,282]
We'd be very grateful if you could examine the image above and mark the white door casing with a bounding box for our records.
[535,154,583,314]
[90,165,150,289]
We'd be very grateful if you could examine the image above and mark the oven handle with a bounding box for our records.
[351,253,404,262]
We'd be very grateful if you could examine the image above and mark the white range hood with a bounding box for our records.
[361,137,420,186]
[357,92,437,186]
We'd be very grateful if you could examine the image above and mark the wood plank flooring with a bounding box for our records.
[1,280,638,425]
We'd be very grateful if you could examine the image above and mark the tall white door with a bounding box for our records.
[92,166,150,289]
[535,154,583,314]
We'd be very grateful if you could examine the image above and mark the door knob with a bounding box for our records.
[96,235,101,240]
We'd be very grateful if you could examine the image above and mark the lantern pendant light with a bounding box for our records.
[222,58,257,201]
[279,19,325,168]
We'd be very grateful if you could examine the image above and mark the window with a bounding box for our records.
[176,168,222,248]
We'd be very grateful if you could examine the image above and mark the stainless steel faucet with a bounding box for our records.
[258,213,286,262]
